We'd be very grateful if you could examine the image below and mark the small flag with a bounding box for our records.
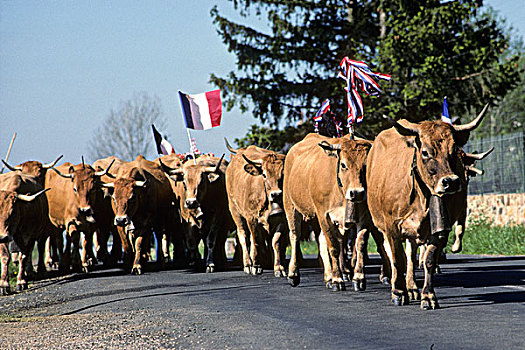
[441,96,452,125]
[313,99,330,133]
[178,89,222,130]
[152,124,175,155]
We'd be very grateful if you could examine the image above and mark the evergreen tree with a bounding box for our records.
[211,0,522,150]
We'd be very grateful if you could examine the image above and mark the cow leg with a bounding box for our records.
[231,210,252,274]
[116,226,133,268]
[286,208,302,287]
[0,243,10,295]
[109,229,123,265]
[271,222,287,278]
[205,229,219,273]
[94,230,108,264]
[318,231,333,287]
[371,229,391,285]
[132,234,145,275]
[383,234,408,306]
[69,227,82,273]
[319,219,345,292]
[339,228,352,283]
[246,220,263,275]
[36,235,48,275]
[60,229,73,273]
[451,216,466,253]
[405,239,421,301]
[352,227,369,292]
[16,250,29,291]
[81,231,96,273]
[420,237,441,310]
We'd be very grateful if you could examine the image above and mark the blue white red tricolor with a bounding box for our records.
[313,99,330,132]
[441,96,452,125]
[337,57,391,128]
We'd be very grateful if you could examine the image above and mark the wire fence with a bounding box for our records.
[465,131,525,195]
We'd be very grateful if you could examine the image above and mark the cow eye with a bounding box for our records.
[262,172,267,179]
[73,186,78,193]
[421,149,431,160]
[341,162,348,170]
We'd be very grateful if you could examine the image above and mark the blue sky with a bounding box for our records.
[1,0,523,165]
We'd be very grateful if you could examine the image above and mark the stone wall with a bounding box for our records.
[467,193,525,226]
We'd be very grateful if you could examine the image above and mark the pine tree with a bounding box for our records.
[211,0,522,150]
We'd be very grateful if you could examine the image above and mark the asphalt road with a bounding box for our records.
[1,255,524,350]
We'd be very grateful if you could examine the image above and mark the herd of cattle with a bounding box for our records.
[0,107,493,310]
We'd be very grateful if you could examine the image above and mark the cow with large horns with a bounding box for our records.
[225,139,288,276]
[46,159,115,272]
[366,105,489,309]
[159,154,233,273]
[2,155,63,268]
[283,133,386,291]
[0,171,50,294]
[101,155,175,274]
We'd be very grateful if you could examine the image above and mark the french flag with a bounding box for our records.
[178,89,222,130]
[152,124,175,155]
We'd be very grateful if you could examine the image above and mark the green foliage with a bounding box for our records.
[446,214,525,255]
[212,0,522,147]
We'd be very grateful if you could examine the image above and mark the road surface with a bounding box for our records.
[1,255,524,349]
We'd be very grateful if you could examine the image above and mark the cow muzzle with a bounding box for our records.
[185,198,200,209]
[79,206,96,223]
[436,175,461,195]
[115,215,131,228]
[345,188,366,203]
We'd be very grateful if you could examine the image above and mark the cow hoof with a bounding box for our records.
[131,266,142,275]
[16,283,27,292]
[391,291,408,306]
[436,266,442,274]
[331,282,346,292]
[82,266,90,273]
[420,298,440,310]
[288,275,300,287]
[206,265,215,273]
[408,289,421,301]
[252,266,263,275]
[381,276,391,286]
[243,266,251,274]
[342,273,351,282]
[352,279,366,292]
[325,281,332,289]
[274,270,285,278]
[1,286,10,296]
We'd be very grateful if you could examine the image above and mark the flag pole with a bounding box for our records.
[186,128,197,165]
[0,132,17,174]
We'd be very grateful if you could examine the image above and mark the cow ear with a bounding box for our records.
[318,141,340,158]
[207,172,221,183]
[244,163,262,176]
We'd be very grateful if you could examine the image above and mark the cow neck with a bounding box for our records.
[409,149,430,204]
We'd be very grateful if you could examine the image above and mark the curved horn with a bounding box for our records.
[318,141,341,152]
[464,147,494,161]
[224,138,237,154]
[242,154,263,166]
[101,182,114,188]
[134,179,147,187]
[42,155,63,169]
[465,165,484,176]
[17,188,51,202]
[385,115,420,137]
[1,159,21,172]
[51,167,74,179]
[452,104,489,132]
[158,158,181,175]
[95,159,115,177]
[214,153,225,173]
[81,156,86,169]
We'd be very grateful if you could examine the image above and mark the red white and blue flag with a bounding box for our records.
[313,99,330,122]
[338,57,391,128]
[441,96,452,125]
[152,124,175,155]
[178,89,222,130]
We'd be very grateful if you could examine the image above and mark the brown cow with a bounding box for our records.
[92,156,127,266]
[102,155,175,274]
[159,154,233,272]
[2,155,63,268]
[0,172,50,293]
[225,139,288,276]
[46,160,114,272]
[283,133,382,291]
[366,105,488,309]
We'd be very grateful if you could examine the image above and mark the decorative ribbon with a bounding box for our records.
[338,57,391,129]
